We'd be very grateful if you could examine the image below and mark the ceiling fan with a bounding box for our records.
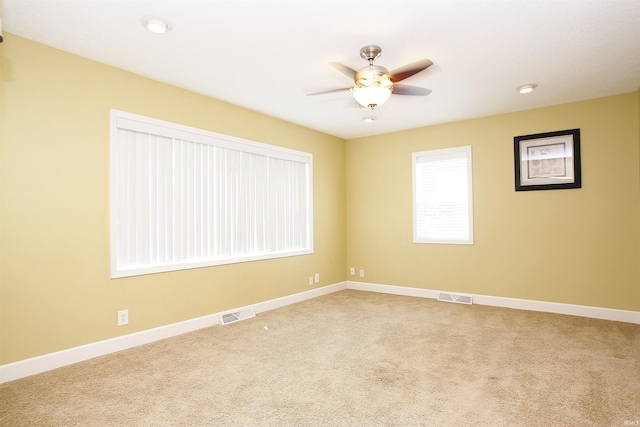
[307,45,433,114]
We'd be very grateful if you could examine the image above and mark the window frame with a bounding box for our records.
[110,109,313,278]
[412,145,474,245]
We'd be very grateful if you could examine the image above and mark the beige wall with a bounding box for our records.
[347,92,640,312]
[0,34,346,364]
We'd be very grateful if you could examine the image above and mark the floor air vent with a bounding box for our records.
[220,308,256,325]
[437,292,473,305]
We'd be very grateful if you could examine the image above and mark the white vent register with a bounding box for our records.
[437,292,473,305]
[220,308,256,325]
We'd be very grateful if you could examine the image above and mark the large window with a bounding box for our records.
[110,110,313,278]
[412,146,473,245]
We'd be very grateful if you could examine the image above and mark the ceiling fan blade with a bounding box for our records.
[330,62,357,79]
[392,84,432,96]
[306,87,352,96]
[389,59,433,83]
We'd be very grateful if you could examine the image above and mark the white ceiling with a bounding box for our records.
[2,0,639,140]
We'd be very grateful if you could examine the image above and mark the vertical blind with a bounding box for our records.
[413,146,473,244]
[110,110,313,278]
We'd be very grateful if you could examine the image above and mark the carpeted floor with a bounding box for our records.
[1,289,639,426]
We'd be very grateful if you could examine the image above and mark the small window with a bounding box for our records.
[412,146,473,244]
[110,110,313,278]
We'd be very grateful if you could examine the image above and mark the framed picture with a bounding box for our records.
[514,128,581,191]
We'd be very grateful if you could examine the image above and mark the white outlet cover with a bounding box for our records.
[315,273,320,283]
[309,276,313,285]
[359,269,365,277]
[117,309,128,326]
[350,267,355,275]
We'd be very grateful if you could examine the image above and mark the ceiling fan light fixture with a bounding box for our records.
[309,45,433,117]
[518,84,537,94]
[363,115,377,123]
[144,18,170,34]
[352,86,392,108]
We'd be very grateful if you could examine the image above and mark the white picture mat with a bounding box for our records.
[519,134,575,186]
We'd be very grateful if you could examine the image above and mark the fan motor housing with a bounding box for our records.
[355,65,392,88]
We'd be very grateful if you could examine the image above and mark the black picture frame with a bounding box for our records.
[514,128,581,191]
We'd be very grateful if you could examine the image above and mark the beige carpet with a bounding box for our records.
[1,290,639,426]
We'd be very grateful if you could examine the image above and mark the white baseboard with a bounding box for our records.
[3,280,636,384]
[347,281,640,324]
[0,281,347,384]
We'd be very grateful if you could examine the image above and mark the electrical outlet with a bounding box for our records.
[315,273,320,283]
[359,269,365,278]
[117,309,129,326]
[309,276,314,286]
[350,267,355,275]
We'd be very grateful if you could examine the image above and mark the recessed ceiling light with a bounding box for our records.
[144,18,170,34]
[517,84,537,94]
